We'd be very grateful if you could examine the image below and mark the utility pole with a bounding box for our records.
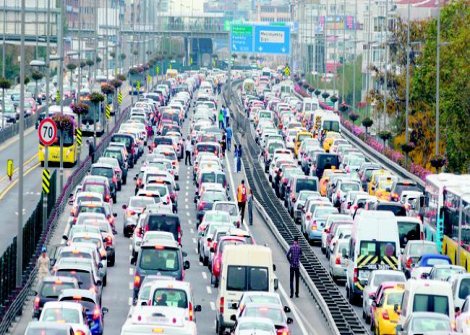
[341,0,346,103]
[352,0,357,110]
[17,0,26,287]
[383,0,389,130]
[366,0,372,117]
[2,0,6,78]
[333,0,337,96]
[323,0,329,91]
[405,1,411,147]
[58,0,65,191]
[42,0,51,230]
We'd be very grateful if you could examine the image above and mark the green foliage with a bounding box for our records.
[66,63,77,71]
[0,77,11,90]
[362,117,373,132]
[31,71,43,82]
[90,92,105,104]
[86,59,94,67]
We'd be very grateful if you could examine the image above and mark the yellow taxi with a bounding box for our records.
[374,175,399,201]
[319,168,347,196]
[368,169,392,196]
[373,287,404,335]
[294,131,313,158]
[322,132,342,152]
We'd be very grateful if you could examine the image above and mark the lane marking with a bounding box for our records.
[192,238,196,244]
[129,282,133,290]
[278,283,312,335]
[129,268,134,276]
[206,286,212,294]
[210,302,216,311]
[128,297,133,306]
[202,272,207,280]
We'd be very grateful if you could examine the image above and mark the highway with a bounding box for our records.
[9,89,331,335]
[0,90,134,255]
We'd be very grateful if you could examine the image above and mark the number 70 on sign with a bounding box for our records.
[38,118,58,146]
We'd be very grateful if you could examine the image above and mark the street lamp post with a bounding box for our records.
[435,0,441,157]
[352,0,358,110]
[383,0,389,130]
[405,1,411,154]
[457,193,470,265]
[58,0,65,191]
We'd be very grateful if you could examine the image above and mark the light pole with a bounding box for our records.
[352,0,358,110]
[365,0,372,117]
[341,0,346,103]
[383,0,389,131]
[17,0,26,287]
[323,0,329,91]
[405,1,411,151]
[58,0,65,191]
[2,0,6,78]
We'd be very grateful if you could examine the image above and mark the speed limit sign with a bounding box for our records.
[38,118,57,146]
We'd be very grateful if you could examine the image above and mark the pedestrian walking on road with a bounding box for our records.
[287,236,302,298]
[247,189,254,226]
[237,180,248,226]
[220,134,226,157]
[226,123,232,151]
[37,246,50,283]
[236,145,242,173]
[87,139,95,163]
[218,108,225,129]
[225,107,230,126]
[233,144,238,173]
[184,137,193,166]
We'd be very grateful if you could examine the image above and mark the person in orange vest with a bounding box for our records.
[237,180,248,226]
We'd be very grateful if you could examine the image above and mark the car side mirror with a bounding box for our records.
[372,301,377,308]
[98,262,103,269]
[183,260,190,270]
[62,234,69,241]
[274,278,279,291]
[420,195,425,208]
[396,324,403,332]
[194,197,198,204]
[122,204,127,210]
[182,251,188,258]
[207,238,212,243]
[175,183,180,191]
[394,304,400,314]
[141,301,147,306]
[102,307,109,314]
[230,315,237,322]
[96,280,102,286]
[287,317,294,324]
[113,213,117,217]
[284,306,291,313]
[210,247,215,253]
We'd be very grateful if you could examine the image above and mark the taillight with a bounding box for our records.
[277,328,289,335]
[189,302,194,321]
[311,221,317,230]
[134,274,141,288]
[353,268,358,283]
[420,231,424,240]
[335,256,341,265]
[214,259,220,274]
[198,201,206,210]
[112,176,117,183]
[306,213,311,220]
[75,331,86,335]
[406,258,413,269]
[166,196,170,204]
[177,225,182,245]
[382,309,390,320]
[34,296,40,310]
[93,307,101,320]
[127,209,136,216]
[219,297,224,313]
[105,194,111,202]
[336,191,340,199]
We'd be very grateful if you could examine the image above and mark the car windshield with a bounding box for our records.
[205,212,230,222]
[79,206,105,214]
[434,267,464,280]
[202,191,226,202]
[213,204,237,216]
[139,247,180,271]
[411,316,450,332]
[244,306,284,324]
[41,308,80,323]
[152,288,188,308]
[386,292,404,305]
[238,321,274,331]
[130,198,155,208]
[340,183,360,192]
[55,270,91,289]
[295,178,318,192]
[373,273,405,286]
[40,282,76,298]
[409,243,437,256]
[226,266,268,292]
[91,167,113,178]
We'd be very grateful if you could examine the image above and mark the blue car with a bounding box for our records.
[59,289,108,335]
[411,253,451,279]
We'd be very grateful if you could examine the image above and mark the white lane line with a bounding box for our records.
[188,219,192,225]
[186,212,190,216]
[185,191,189,196]
[210,302,216,311]
[190,228,194,234]
[195,248,199,254]
[129,268,134,276]
[185,198,188,203]
[206,286,212,294]
[185,205,189,209]
[129,282,133,290]
[128,297,133,306]
[202,272,207,280]
[192,237,196,244]
[128,244,132,251]
[278,283,311,335]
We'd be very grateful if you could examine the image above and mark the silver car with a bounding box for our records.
[328,238,349,283]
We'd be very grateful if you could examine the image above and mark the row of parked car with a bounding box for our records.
[241,69,469,334]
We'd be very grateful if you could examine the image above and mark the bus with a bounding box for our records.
[80,99,105,136]
[441,184,470,269]
[166,69,178,79]
[38,108,78,166]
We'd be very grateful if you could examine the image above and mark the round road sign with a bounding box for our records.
[38,118,57,146]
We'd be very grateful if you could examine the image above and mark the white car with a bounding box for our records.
[234,317,276,335]
[212,201,241,228]
[39,301,91,335]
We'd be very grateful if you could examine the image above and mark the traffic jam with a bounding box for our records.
[23,67,298,335]
[239,67,470,335]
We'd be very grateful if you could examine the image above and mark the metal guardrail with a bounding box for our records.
[0,115,37,145]
[224,82,368,335]
[0,105,131,334]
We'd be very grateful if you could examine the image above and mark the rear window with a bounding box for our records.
[82,184,105,194]
[79,206,105,214]
[413,294,449,316]
[91,167,113,178]
[359,241,397,258]
[152,288,188,308]
[26,329,69,335]
[458,278,470,299]
[154,137,173,145]
[146,215,179,237]
[377,204,406,216]
[139,247,180,271]
[202,191,226,202]
[226,266,268,292]
[111,135,131,149]
[55,270,92,289]
[295,178,318,192]
[340,183,360,192]
[40,282,76,298]
[398,221,421,247]
[197,144,218,155]
[409,243,437,256]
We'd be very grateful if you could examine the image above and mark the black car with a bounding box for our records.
[32,276,79,319]
[314,153,340,178]
[110,133,137,167]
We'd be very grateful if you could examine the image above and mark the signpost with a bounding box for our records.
[7,159,13,181]
[230,24,254,53]
[254,25,290,54]
[230,23,291,55]
[38,118,57,147]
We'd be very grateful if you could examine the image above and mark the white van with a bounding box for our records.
[398,279,454,326]
[450,273,470,310]
[215,245,278,334]
[301,98,319,114]
[346,211,401,304]
[321,112,341,134]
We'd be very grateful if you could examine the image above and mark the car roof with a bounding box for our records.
[59,288,97,301]
[141,239,180,249]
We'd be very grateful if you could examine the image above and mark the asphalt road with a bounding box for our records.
[0,89,134,255]
[10,90,331,335]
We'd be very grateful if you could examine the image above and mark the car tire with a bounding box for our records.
[216,319,224,335]
[108,253,115,267]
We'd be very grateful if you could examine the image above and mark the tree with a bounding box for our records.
[348,112,359,123]
[362,117,374,134]
[378,130,392,146]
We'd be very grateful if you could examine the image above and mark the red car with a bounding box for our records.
[210,236,246,287]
